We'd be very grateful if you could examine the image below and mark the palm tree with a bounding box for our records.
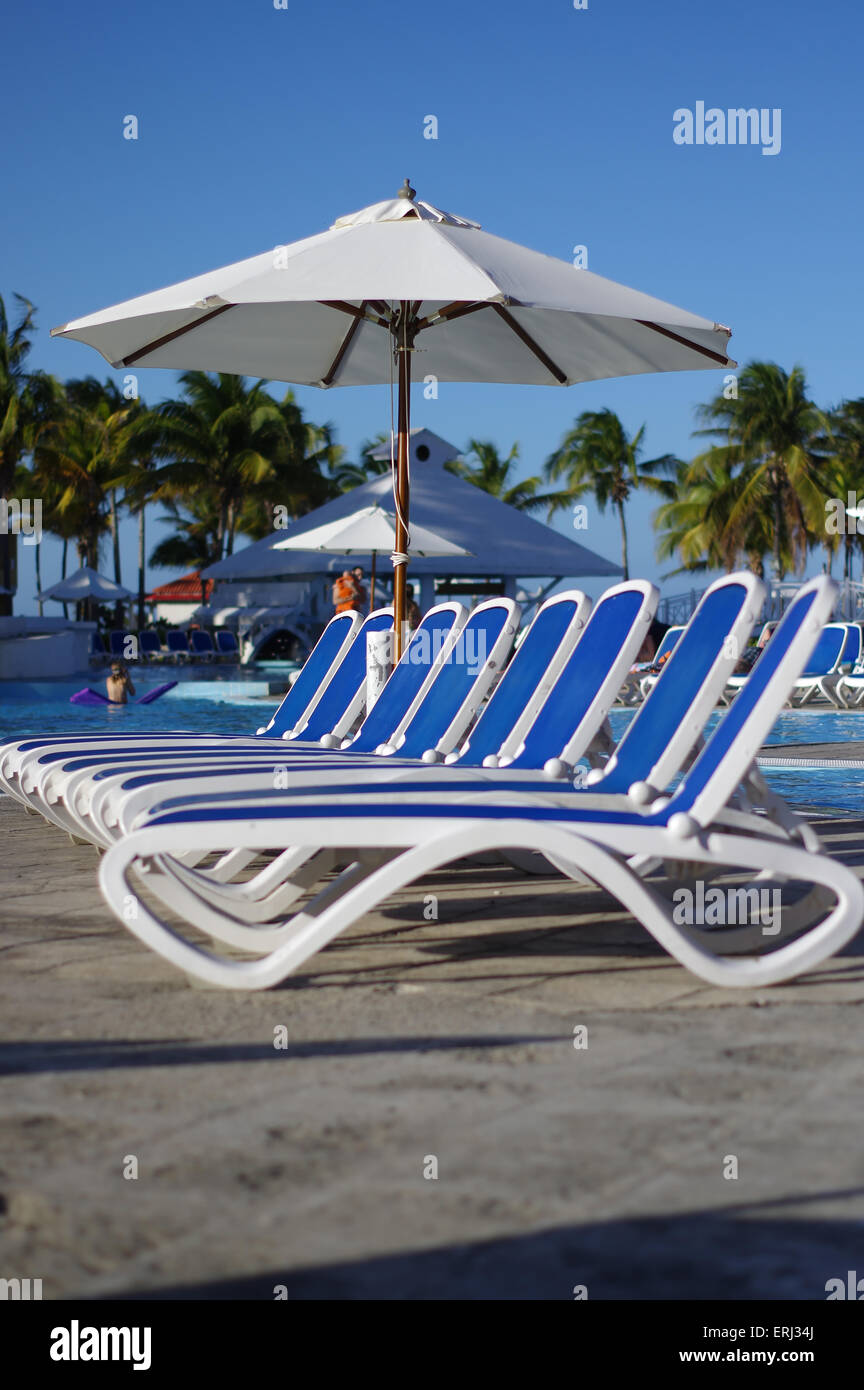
[447,439,550,512]
[31,383,143,619]
[822,398,864,581]
[691,363,827,581]
[545,409,678,580]
[155,373,300,561]
[653,456,784,578]
[0,294,64,614]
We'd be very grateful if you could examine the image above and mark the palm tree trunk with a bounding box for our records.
[137,507,146,631]
[61,536,69,620]
[617,500,629,581]
[110,489,123,628]
[35,540,43,617]
[773,468,783,580]
[0,533,13,618]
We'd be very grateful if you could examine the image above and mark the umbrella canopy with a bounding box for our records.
[274,503,471,558]
[37,564,135,603]
[52,180,734,652]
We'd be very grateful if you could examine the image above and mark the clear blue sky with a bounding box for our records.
[3,0,861,612]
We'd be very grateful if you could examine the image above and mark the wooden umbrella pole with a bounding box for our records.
[392,305,412,660]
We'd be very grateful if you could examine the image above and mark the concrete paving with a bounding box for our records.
[1,793,864,1300]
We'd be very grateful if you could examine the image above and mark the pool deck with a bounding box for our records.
[760,741,864,768]
[2,789,864,1300]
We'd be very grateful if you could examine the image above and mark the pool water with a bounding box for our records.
[0,691,278,741]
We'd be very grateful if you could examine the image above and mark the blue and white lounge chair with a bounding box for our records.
[165,630,190,662]
[120,572,760,929]
[188,630,216,661]
[138,630,164,662]
[91,573,768,957]
[616,625,683,705]
[215,630,239,660]
[97,577,863,991]
[786,622,854,706]
[727,620,858,709]
[12,600,491,840]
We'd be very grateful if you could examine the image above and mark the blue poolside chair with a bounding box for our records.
[215,630,239,660]
[89,632,108,666]
[96,577,864,992]
[165,631,190,663]
[617,625,683,705]
[109,630,132,660]
[787,622,850,706]
[138,630,164,662]
[188,630,216,661]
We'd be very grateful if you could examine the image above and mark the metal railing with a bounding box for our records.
[659,578,864,626]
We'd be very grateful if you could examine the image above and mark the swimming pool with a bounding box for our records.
[0,682,278,741]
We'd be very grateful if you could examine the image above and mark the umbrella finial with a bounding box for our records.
[397,178,416,201]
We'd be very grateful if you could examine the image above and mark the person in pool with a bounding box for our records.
[106,662,136,704]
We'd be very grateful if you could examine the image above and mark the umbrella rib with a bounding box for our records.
[320,300,391,330]
[492,304,568,384]
[636,320,730,365]
[120,303,235,366]
[414,301,488,333]
[321,303,366,386]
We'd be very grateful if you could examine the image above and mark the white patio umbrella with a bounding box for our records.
[37,564,135,603]
[52,180,735,654]
[274,502,471,608]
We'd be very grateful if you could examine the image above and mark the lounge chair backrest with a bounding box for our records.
[345,602,467,753]
[166,631,189,654]
[596,572,766,795]
[505,580,658,770]
[89,632,106,656]
[109,631,128,658]
[139,630,162,656]
[393,598,520,759]
[840,624,861,668]
[454,590,592,767]
[189,630,215,655]
[258,609,362,737]
[653,626,683,663]
[800,623,846,676]
[215,630,238,655]
[668,577,837,825]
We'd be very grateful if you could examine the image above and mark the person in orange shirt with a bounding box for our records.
[332,569,360,614]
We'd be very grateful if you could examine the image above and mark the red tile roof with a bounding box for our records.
[146,570,214,603]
